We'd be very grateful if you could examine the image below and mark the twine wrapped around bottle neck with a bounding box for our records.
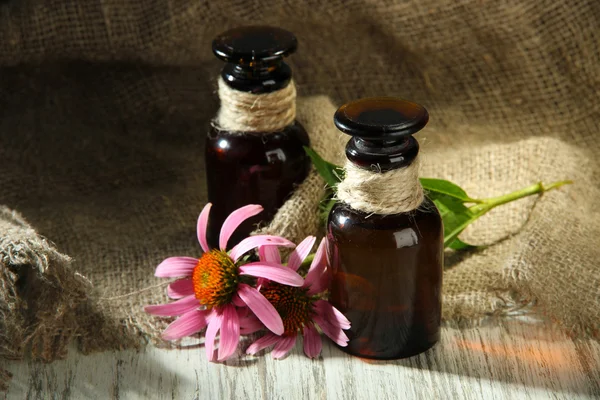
[336,156,424,215]
[214,77,297,133]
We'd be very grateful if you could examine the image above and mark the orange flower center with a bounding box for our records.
[261,283,313,335]
[192,250,239,307]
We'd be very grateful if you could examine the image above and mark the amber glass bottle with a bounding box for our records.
[327,97,443,360]
[206,26,310,249]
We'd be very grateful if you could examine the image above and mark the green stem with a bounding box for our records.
[298,253,315,270]
[470,180,572,213]
[444,180,572,248]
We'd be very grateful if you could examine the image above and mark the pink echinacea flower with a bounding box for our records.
[145,203,303,361]
[246,237,351,359]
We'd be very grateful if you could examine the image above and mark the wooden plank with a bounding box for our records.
[3,320,599,400]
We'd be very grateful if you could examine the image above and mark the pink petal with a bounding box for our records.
[230,235,295,262]
[306,272,330,296]
[246,333,280,355]
[313,237,327,266]
[331,306,351,330]
[315,299,351,329]
[302,324,323,359]
[272,335,297,359]
[259,245,281,264]
[237,307,265,334]
[161,309,210,340]
[232,293,246,307]
[255,278,267,291]
[155,257,198,278]
[144,295,199,317]
[205,309,223,362]
[167,279,194,299]
[197,203,212,253]
[287,236,316,271]
[218,305,241,361]
[240,313,265,335]
[305,270,328,296]
[237,283,284,335]
[239,262,304,287]
[313,311,349,347]
[219,205,264,250]
[304,238,329,295]
[236,306,250,318]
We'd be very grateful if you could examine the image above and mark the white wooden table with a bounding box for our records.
[3,318,599,399]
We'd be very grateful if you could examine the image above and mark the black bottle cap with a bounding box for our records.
[212,26,297,64]
[212,26,297,93]
[334,97,429,171]
[334,97,428,139]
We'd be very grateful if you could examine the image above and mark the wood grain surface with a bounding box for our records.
[3,319,599,399]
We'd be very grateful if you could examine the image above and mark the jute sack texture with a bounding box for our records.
[0,0,598,380]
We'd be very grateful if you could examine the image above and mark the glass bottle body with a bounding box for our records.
[327,198,443,359]
[205,121,310,249]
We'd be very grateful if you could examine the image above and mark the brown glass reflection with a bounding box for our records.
[205,122,310,249]
[328,97,442,359]
[327,199,443,359]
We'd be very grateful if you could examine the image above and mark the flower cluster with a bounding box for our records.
[145,203,350,361]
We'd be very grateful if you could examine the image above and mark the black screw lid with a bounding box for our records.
[334,97,429,171]
[212,26,297,64]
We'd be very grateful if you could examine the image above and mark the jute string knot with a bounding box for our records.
[337,157,424,215]
[215,77,296,133]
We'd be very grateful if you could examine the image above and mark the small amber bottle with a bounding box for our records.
[327,97,443,360]
[206,26,310,249]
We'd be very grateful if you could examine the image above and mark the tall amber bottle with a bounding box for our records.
[206,26,310,249]
[327,97,443,360]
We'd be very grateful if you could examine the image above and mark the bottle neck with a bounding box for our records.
[346,136,419,172]
[338,136,424,215]
[215,76,297,133]
[337,155,424,215]
[220,61,292,94]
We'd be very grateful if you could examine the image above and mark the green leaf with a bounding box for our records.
[420,178,479,202]
[426,181,484,248]
[448,238,477,251]
[319,197,337,225]
[431,193,471,215]
[432,195,478,249]
[442,211,485,248]
[304,146,344,187]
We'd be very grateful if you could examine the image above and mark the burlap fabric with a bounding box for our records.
[1,0,599,383]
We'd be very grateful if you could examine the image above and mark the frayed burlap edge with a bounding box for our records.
[0,207,91,390]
